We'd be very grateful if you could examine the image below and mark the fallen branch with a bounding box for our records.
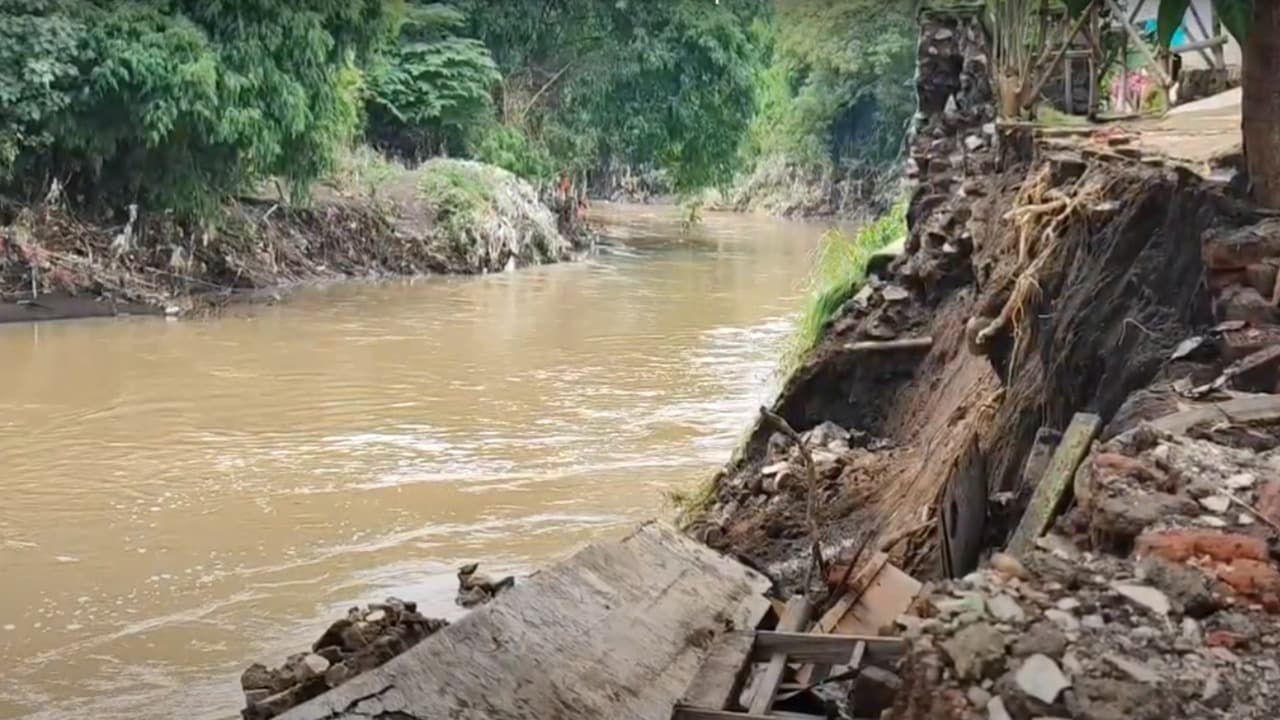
[760,406,825,594]
[843,337,933,353]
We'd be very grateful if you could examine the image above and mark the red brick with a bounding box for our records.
[1091,452,1167,486]
[1205,630,1249,649]
[1216,559,1280,602]
[1258,481,1280,528]
[1135,531,1269,564]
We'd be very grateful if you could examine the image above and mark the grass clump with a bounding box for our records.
[418,159,496,248]
[780,197,907,373]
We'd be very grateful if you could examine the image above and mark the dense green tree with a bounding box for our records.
[364,3,500,160]
[457,0,766,192]
[0,0,396,215]
[740,0,917,177]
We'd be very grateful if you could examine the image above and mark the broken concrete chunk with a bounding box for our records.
[1199,495,1231,514]
[1015,653,1071,704]
[987,594,1025,623]
[1103,653,1162,685]
[294,653,330,682]
[987,695,1013,720]
[1112,583,1171,616]
[941,622,1007,680]
[760,461,789,477]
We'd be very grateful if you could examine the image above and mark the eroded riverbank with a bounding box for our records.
[0,204,838,720]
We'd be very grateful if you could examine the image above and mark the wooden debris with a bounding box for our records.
[680,632,758,712]
[746,596,811,715]
[1150,395,1280,435]
[751,632,904,666]
[1008,413,1102,558]
[843,337,934,353]
[939,433,987,578]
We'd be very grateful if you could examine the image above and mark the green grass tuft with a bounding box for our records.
[780,197,908,374]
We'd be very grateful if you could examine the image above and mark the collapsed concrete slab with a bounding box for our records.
[277,522,771,720]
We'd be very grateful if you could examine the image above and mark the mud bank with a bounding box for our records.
[0,158,588,322]
[678,7,1280,717]
[689,4,1260,595]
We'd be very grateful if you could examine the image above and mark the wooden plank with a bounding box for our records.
[833,563,922,637]
[843,337,933,353]
[678,631,757,711]
[746,596,810,715]
[279,522,772,720]
[1008,413,1102,558]
[751,632,904,666]
[818,552,889,631]
[939,433,987,578]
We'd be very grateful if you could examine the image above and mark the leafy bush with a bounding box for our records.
[418,158,495,248]
[470,123,555,182]
[742,1,916,177]
[0,0,394,215]
[364,3,501,160]
[781,198,908,373]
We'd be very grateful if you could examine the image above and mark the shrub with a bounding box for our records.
[0,0,395,215]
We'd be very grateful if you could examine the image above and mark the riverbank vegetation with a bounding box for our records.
[780,198,908,374]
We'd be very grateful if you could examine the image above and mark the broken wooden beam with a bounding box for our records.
[746,596,811,715]
[678,631,757,712]
[842,337,933,353]
[751,632,904,666]
[1007,412,1102,558]
[1149,395,1280,435]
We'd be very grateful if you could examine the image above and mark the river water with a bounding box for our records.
[0,204,833,719]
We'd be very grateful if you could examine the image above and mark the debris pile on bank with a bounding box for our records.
[0,157,588,320]
[887,411,1280,719]
[240,598,448,720]
[239,562,518,720]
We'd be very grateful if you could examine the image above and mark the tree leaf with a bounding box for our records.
[1213,0,1253,43]
[1157,0,1192,48]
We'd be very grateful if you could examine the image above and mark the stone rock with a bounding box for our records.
[965,135,986,152]
[295,653,330,682]
[1196,515,1228,528]
[987,695,1013,720]
[1112,583,1171,616]
[1044,609,1080,633]
[1225,473,1256,490]
[1216,285,1276,325]
[942,622,1007,680]
[851,666,901,717]
[241,663,278,692]
[1015,654,1071,704]
[1137,556,1217,618]
[987,594,1026,623]
[1103,653,1161,685]
[990,552,1031,579]
[1199,495,1231,513]
[934,28,954,40]
[882,284,911,303]
[1073,677,1171,720]
[1011,621,1067,658]
[967,685,992,708]
[760,461,789,477]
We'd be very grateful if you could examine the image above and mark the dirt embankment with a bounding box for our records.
[688,5,1259,599]
[0,157,590,322]
[689,7,1280,718]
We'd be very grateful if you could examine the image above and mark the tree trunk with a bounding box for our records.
[1243,0,1280,208]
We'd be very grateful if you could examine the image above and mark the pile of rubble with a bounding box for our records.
[239,563,516,720]
[240,598,448,720]
[879,413,1280,720]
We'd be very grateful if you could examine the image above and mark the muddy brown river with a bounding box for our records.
[0,204,833,719]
